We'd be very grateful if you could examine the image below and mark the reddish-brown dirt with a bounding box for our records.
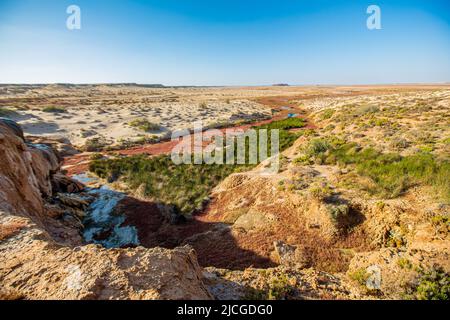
[116,189,373,271]
[119,196,275,269]
[62,95,311,175]
[194,192,373,271]
[68,88,420,174]
[61,93,378,270]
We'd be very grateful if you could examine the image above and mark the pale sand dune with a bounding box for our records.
[1,86,274,148]
[1,84,448,149]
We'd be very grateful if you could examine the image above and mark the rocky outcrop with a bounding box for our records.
[0,119,212,300]
[0,119,56,219]
[0,221,211,300]
[204,266,363,300]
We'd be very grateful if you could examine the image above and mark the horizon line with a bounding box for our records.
[1,82,450,87]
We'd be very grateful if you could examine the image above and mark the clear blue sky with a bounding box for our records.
[0,0,449,85]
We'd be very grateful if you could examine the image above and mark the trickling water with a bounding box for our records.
[71,173,96,185]
[71,176,139,248]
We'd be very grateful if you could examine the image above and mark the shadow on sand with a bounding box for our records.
[118,196,276,270]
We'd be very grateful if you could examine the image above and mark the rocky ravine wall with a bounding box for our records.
[0,119,212,300]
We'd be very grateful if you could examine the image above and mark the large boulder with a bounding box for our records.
[0,218,212,300]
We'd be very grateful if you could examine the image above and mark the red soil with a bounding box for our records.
[62,94,374,270]
[63,95,312,175]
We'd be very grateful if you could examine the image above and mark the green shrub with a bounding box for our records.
[368,117,390,127]
[244,274,296,300]
[84,137,108,152]
[327,204,350,222]
[129,119,160,132]
[297,139,331,165]
[414,269,450,300]
[348,268,369,286]
[267,274,296,300]
[320,109,335,120]
[307,139,331,156]
[42,106,66,113]
[397,258,413,270]
[309,183,333,200]
[302,137,450,201]
[90,153,104,161]
[431,214,450,235]
[354,105,380,116]
[0,107,18,117]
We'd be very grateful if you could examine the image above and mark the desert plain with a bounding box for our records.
[0,83,449,300]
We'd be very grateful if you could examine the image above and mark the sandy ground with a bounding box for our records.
[1,84,448,149]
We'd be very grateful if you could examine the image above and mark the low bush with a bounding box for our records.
[129,119,160,132]
[348,268,369,286]
[299,138,450,201]
[320,109,335,120]
[413,269,450,300]
[0,107,18,117]
[42,106,66,113]
[84,137,108,152]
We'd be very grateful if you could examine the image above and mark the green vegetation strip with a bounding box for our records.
[0,107,18,117]
[297,137,450,201]
[89,118,306,216]
[42,106,67,113]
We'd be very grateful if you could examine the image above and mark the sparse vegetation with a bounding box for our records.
[431,214,450,235]
[397,258,413,270]
[128,119,160,132]
[89,153,104,161]
[83,137,109,152]
[348,268,369,286]
[2,85,450,300]
[42,106,67,113]
[0,107,18,117]
[89,119,306,216]
[298,138,450,201]
[244,273,296,300]
[406,268,450,300]
[320,109,335,120]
